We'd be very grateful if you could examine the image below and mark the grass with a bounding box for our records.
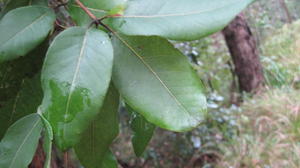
[110,19,300,167]
[261,20,300,87]
[218,88,300,168]
[216,20,300,168]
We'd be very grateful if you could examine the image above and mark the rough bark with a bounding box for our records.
[222,13,264,93]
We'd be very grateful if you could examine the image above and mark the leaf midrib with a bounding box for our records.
[114,33,196,120]
[63,29,89,134]
[8,80,25,125]
[8,117,41,168]
[0,9,49,48]
[71,5,107,13]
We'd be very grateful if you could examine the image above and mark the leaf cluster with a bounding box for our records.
[0,0,254,167]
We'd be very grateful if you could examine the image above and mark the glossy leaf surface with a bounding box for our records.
[127,105,155,156]
[0,114,43,168]
[111,0,254,41]
[75,85,119,168]
[0,6,55,62]
[41,27,113,150]
[68,0,126,26]
[112,35,207,132]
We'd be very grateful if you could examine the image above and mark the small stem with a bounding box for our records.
[55,20,68,29]
[99,22,115,33]
[75,0,97,20]
[64,151,68,168]
[74,0,120,34]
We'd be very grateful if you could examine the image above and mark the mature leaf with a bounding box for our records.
[0,0,48,18]
[111,0,254,41]
[68,0,126,26]
[0,40,46,95]
[0,6,55,62]
[0,74,43,139]
[0,40,47,138]
[0,114,43,168]
[40,114,53,168]
[75,85,119,168]
[68,4,106,26]
[100,150,118,168]
[0,0,29,18]
[40,27,113,150]
[112,35,207,132]
[126,104,155,156]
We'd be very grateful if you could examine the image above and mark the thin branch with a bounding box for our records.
[75,0,97,20]
[74,0,123,35]
[99,22,116,33]
[74,0,122,28]
[55,20,68,29]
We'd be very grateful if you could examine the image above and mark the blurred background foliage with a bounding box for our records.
[1,0,299,167]
[111,0,300,167]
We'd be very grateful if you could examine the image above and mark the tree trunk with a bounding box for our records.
[222,13,264,93]
[279,0,292,23]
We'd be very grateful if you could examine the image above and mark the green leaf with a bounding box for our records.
[31,0,48,6]
[75,84,119,168]
[68,0,126,26]
[0,114,43,168]
[112,34,207,132]
[111,0,254,41]
[100,150,118,168]
[0,74,43,139]
[0,39,47,96]
[40,27,114,150]
[68,5,106,26]
[108,4,126,16]
[39,114,53,168]
[0,0,48,18]
[126,104,155,157]
[0,41,47,138]
[0,0,29,18]
[0,6,55,62]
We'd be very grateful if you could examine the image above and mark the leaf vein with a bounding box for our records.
[8,80,25,124]
[63,29,88,134]
[114,0,244,19]
[0,10,49,48]
[8,118,41,168]
[114,33,195,119]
